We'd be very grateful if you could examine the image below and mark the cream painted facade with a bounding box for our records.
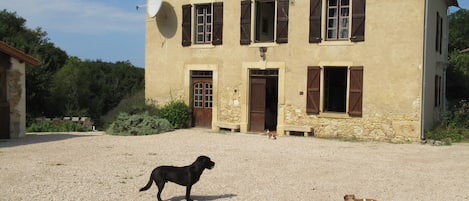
[145,0,457,141]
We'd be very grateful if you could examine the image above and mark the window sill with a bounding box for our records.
[249,42,278,48]
[190,44,215,49]
[317,40,355,46]
[318,112,350,119]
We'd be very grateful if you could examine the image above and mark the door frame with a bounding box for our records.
[248,70,279,132]
[0,65,9,138]
[184,64,218,130]
[241,61,285,134]
[191,74,213,128]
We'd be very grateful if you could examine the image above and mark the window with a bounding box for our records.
[182,3,223,47]
[309,0,366,43]
[434,75,442,107]
[194,82,213,108]
[240,0,289,45]
[255,1,275,42]
[326,0,350,40]
[195,5,212,44]
[324,67,347,112]
[436,12,443,54]
[306,66,363,116]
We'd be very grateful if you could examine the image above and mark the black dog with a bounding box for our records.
[139,155,215,201]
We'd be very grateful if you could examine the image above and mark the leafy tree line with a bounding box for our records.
[448,9,469,101]
[1,10,144,127]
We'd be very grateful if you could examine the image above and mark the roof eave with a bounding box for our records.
[446,0,459,7]
[0,41,40,66]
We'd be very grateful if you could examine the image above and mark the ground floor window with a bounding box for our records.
[324,67,347,112]
[307,66,363,116]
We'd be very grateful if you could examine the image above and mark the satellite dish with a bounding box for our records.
[147,0,162,17]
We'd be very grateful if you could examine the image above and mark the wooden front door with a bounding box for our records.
[0,65,9,139]
[192,78,213,128]
[249,78,266,132]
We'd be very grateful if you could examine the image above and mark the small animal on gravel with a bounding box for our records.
[265,129,276,140]
[344,194,377,201]
[139,155,215,201]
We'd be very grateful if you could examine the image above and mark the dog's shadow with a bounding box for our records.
[167,193,237,201]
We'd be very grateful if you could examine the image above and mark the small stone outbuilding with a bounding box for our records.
[0,41,39,139]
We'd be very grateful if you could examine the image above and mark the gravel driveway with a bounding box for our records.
[1,129,469,201]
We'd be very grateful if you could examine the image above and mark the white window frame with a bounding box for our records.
[326,0,350,40]
[195,4,213,44]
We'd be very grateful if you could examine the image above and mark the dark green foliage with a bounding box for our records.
[447,9,469,101]
[447,52,469,100]
[49,57,144,124]
[1,10,144,125]
[426,100,469,142]
[27,121,90,132]
[106,112,173,136]
[159,100,191,129]
[1,10,69,117]
[449,9,469,53]
[100,90,158,130]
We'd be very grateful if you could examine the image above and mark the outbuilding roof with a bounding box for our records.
[446,0,459,7]
[0,41,40,66]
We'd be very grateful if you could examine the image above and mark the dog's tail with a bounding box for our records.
[139,176,153,192]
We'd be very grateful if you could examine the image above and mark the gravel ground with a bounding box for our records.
[1,128,469,201]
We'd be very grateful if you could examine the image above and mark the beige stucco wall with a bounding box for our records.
[145,0,448,141]
[8,58,26,138]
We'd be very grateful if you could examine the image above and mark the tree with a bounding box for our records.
[447,9,469,101]
[449,9,469,53]
[50,57,144,122]
[447,51,469,100]
[0,9,68,117]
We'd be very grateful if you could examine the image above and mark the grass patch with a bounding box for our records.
[426,100,469,143]
[27,121,91,132]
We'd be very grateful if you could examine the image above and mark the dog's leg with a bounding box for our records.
[155,179,165,201]
[185,185,193,201]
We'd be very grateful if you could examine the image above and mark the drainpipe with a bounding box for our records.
[421,0,429,140]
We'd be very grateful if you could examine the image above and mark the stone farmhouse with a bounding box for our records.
[0,41,39,139]
[145,0,459,141]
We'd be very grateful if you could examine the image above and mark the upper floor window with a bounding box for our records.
[240,0,289,45]
[326,0,350,40]
[182,2,223,47]
[195,5,212,44]
[436,12,443,54]
[309,0,365,43]
[255,1,275,43]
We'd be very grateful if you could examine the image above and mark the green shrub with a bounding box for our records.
[27,121,89,132]
[159,100,191,129]
[100,90,159,130]
[426,100,469,142]
[106,112,173,136]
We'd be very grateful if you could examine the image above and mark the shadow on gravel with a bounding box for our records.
[0,133,99,148]
[168,193,237,201]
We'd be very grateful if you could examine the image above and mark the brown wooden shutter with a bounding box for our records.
[212,2,223,45]
[182,4,192,47]
[240,0,252,45]
[350,0,366,42]
[349,66,363,117]
[436,12,440,52]
[307,66,321,114]
[309,0,322,43]
[276,0,289,43]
